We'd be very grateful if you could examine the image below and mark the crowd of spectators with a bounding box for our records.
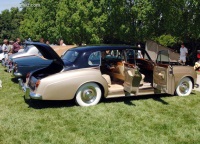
[0,37,68,54]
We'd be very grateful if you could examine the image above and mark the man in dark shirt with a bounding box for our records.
[13,38,21,53]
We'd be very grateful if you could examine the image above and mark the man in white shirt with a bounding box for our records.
[179,44,188,65]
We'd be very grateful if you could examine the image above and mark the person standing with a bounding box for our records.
[40,38,44,43]
[46,40,50,45]
[8,40,14,54]
[13,38,21,53]
[179,43,188,65]
[2,39,9,54]
[59,39,66,46]
[2,39,9,61]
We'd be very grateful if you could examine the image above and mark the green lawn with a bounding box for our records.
[0,65,200,144]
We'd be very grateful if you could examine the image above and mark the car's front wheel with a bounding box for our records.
[175,77,192,96]
[75,83,102,106]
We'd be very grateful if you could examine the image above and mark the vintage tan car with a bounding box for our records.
[19,42,199,106]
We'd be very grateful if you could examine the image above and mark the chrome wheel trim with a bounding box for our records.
[76,83,102,106]
[81,86,97,104]
[179,81,189,94]
[176,77,192,96]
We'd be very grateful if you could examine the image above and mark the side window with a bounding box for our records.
[101,50,124,61]
[110,50,123,60]
[125,49,135,64]
[88,51,101,66]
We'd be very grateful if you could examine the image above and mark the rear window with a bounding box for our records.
[88,51,101,66]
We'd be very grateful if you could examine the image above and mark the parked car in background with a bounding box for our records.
[11,55,52,79]
[6,44,75,73]
[11,49,76,79]
[19,42,198,107]
[2,45,39,67]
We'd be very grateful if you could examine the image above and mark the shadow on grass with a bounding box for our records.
[101,94,170,106]
[24,97,76,109]
[11,77,26,83]
[11,78,19,83]
[24,92,197,109]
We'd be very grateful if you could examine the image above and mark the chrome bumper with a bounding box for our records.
[6,65,13,73]
[18,78,42,100]
[13,72,22,77]
[11,68,22,78]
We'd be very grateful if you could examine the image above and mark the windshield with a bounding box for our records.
[61,50,79,63]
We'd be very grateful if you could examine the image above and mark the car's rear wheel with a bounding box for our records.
[175,77,192,96]
[75,83,102,106]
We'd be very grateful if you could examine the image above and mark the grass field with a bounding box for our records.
[0,65,200,144]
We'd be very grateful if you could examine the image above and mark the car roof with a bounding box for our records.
[68,45,141,52]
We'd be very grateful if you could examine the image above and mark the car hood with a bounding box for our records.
[25,42,64,66]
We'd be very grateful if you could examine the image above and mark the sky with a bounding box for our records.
[0,0,23,13]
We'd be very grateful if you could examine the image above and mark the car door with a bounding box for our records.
[123,49,142,95]
[153,50,174,94]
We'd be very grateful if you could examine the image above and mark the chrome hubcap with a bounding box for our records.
[81,86,96,104]
[179,81,189,94]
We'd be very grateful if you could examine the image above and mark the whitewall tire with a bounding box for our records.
[175,77,192,96]
[75,83,102,106]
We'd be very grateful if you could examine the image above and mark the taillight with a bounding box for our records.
[26,73,30,78]
[36,80,40,88]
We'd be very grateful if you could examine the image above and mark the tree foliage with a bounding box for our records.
[0,0,200,47]
[0,8,23,42]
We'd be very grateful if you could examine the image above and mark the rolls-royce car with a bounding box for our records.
[19,42,199,107]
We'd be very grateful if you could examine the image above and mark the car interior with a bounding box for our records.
[98,49,155,95]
